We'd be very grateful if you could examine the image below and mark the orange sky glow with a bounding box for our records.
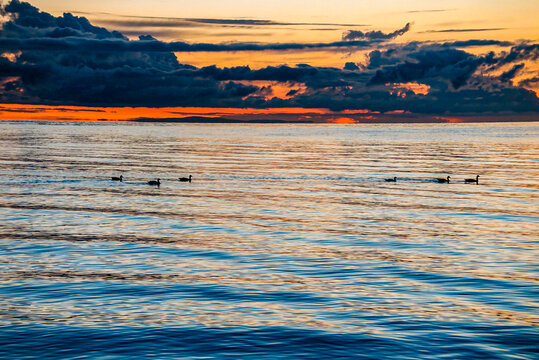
[2,104,538,124]
[0,1,538,121]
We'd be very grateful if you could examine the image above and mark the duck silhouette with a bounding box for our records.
[436,176,450,183]
[148,178,161,186]
[385,177,397,182]
[464,175,480,184]
[179,175,192,182]
[111,175,123,182]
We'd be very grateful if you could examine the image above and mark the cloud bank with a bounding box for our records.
[0,0,538,116]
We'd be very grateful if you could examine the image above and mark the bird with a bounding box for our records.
[436,176,451,183]
[464,175,480,184]
[111,175,123,182]
[179,175,192,182]
[148,178,161,186]
[385,177,397,182]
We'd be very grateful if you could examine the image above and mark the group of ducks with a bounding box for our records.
[384,175,480,184]
[111,175,192,186]
[111,174,480,186]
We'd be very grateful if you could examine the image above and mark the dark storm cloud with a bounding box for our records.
[0,0,126,39]
[366,45,494,87]
[0,37,383,52]
[364,49,402,69]
[499,63,525,82]
[192,64,372,90]
[343,62,360,71]
[1,0,538,115]
[343,23,411,41]
[285,86,539,113]
[496,43,539,65]
[364,43,539,89]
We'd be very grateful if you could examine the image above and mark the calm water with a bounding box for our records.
[0,121,538,359]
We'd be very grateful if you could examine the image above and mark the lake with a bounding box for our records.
[0,120,538,359]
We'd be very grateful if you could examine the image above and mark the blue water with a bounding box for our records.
[0,121,538,359]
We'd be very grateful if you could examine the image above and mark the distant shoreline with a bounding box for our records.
[131,115,539,124]
[133,117,310,124]
[1,115,538,124]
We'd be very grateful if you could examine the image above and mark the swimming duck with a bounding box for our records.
[179,175,192,182]
[148,178,161,186]
[436,176,450,183]
[385,177,397,182]
[111,175,123,182]
[464,175,480,184]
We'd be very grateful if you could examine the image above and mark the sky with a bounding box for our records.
[0,0,538,122]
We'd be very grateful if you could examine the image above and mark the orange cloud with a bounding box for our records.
[390,82,430,97]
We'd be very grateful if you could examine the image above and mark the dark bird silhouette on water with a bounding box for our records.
[436,176,450,183]
[385,177,397,182]
[179,175,192,182]
[111,175,123,182]
[148,178,161,186]
[464,175,480,184]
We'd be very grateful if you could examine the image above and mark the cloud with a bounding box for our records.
[343,23,411,41]
[0,0,538,116]
[1,0,126,39]
[367,46,487,88]
[443,40,513,47]
[96,19,201,29]
[424,28,506,33]
[519,76,539,88]
[0,2,379,53]
[365,49,402,69]
[499,63,525,82]
[0,37,386,53]
[496,43,539,65]
[79,12,367,29]
[343,62,359,71]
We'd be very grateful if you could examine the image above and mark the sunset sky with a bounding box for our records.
[1,0,538,122]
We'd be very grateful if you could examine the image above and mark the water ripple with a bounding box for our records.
[0,121,538,359]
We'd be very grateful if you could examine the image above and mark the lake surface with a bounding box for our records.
[0,121,538,359]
